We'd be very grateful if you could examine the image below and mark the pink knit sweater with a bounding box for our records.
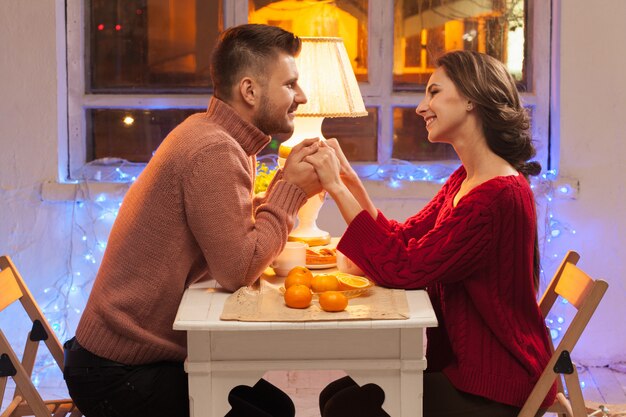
[76,98,307,364]
[337,166,556,408]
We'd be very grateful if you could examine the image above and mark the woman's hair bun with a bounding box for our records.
[519,161,542,177]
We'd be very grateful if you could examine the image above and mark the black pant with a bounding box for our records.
[63,337,189,417]
[424,372,545,417]
[423,372,545,417]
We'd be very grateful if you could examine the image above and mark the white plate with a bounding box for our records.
[306,262,337,269]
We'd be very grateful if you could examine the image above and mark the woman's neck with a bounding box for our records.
[455,138,517,182]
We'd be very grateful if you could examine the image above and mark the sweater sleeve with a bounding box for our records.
[184,142,306,292]
[252,168,284,209]
[337,192,497,289]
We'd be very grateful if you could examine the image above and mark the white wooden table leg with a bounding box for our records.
[186,331,213,417]
[401,328,427,417]
[186,359,212,417]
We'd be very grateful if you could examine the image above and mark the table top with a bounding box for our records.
[174,274,438,332]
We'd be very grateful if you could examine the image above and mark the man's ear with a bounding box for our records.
[238,77,257,106]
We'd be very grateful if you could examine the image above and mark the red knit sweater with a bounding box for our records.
[76,98,307,365]
[337,166,556,408]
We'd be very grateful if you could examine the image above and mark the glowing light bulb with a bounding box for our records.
[123,115,134,126]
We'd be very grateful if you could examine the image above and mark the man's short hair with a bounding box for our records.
[210,24,302,100]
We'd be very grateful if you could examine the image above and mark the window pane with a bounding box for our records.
[392,107,458,161]
[393,0,527,90]
[88,0,222,93]
[262,107,378,161]
[87,109,200,162]
[248,0,369,82]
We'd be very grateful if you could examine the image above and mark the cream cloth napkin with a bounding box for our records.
[220,276,409,322]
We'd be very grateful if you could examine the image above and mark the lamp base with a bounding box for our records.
[287,191,331,247]
[278,136,331,247]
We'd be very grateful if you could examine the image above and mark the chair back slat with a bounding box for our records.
[0,255,83,416]
[552,280,608,354]
[555,263,594,309]
[518,250,609,417]
[538,251,580,318]
[0,256,65,369]
[0,267,23,312]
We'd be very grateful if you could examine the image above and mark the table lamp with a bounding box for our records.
[278,37,367,247]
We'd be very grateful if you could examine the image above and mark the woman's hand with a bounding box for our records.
[319,139,378,221]
[323,138,358,183]
[303,144,343,193]
[305,142,373,224]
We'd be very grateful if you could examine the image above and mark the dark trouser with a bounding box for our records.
[63,337,189,417]
[423,372,545,417]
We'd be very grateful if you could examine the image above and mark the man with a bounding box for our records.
[63,24,321,417]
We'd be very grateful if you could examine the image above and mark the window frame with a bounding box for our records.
[63,0,552,181]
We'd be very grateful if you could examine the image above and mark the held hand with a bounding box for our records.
[304,146,343,192]
[321,139,358,182]
[286,138,320,162]
[282,139,323,197]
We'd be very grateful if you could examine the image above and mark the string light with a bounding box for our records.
[29,158,577,387]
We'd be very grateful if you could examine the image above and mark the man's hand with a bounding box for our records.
[304,144,343,194]
[282,138,324,197]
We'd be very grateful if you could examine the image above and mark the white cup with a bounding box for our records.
[271,241,307,276]
[336,250,365,276]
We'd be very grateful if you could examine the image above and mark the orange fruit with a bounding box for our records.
[284,266,313,289]
[311,274,340,293]
[319,291,348,312]
[284,284,313,309]
[336,273,371,290]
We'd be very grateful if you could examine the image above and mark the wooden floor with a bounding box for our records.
[2,365,626,416]
[580,365,626,403]
[570,364,626,416]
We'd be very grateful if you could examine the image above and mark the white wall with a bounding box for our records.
[0,0,75,384]
[554,0,626,363]
[0,0,624,371]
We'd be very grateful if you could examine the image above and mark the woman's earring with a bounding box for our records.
[467,103,473,111]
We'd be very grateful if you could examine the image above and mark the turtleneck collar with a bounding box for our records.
[206,97,271,156]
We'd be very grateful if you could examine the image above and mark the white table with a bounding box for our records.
[174,278,437,417]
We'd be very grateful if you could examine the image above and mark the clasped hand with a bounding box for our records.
[283,138,354,197]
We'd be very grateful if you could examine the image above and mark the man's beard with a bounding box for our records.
[253,95,294,136]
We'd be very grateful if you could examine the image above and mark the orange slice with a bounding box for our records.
[336,273,372,290]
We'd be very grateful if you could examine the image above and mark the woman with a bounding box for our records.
[306,50,555,416]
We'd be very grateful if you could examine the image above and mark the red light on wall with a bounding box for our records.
[115,24,122,31]
[97,24,104,31]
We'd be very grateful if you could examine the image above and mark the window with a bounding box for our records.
[65,0,551,180]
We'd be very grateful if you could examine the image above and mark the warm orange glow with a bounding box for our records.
[249,1,365,76]
[148,0,198,74]
[393,1,525,86]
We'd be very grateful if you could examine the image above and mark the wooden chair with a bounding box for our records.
[518,251,609,417]
[0,255,81,417]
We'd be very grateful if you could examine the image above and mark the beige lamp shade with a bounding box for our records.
[277,37,367,247]
[294,37,368,118]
